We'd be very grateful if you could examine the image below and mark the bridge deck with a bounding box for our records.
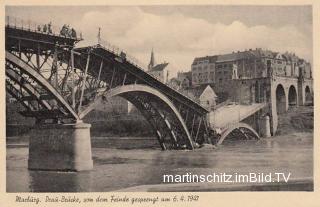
[5,25,81,51]
[208,103,266,128]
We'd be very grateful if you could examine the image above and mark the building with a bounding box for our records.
[147,49,169,83]
[191,55,218,85]
[181,85,218,111]
[198,85,218,110]
[168,71,192,90]
[177,71,192,88]
[192,48,312,94]
[167,77,181,90]
[190,49,313,134]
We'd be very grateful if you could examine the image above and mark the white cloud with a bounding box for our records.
[74,7,312,77]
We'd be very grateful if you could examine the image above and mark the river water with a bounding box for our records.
[6,133,313,192]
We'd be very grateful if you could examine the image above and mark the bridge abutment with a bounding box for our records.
[28,122,93,171]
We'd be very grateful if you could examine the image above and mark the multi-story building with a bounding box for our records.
[192,48,312,93]
[191,55,217,85]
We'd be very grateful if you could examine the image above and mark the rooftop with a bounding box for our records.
[149,62,169,72]
[192,48,306,65]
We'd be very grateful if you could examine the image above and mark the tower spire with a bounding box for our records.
[97,27,101,45]
[148,48,156,71]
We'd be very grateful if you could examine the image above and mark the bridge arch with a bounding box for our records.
[276,84,286,114]
[6,51,79,120]
[305,85,313,105]
[79,84,194,149]
[216,122,260,145]
[288,85,297,107]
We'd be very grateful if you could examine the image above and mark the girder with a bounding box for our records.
[5,25,211,150]
[6,80,35,111]
[124,94,171,150]
[6,67,52,110]
[20,94,56,101]
[6,51,79,120]
[73,45,209,116]
[216,122,260,145]
[78,84,195,149]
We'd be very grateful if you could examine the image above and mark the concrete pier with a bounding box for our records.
[28,122,93,171]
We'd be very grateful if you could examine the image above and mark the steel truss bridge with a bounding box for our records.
[5,19,216,150]
[5,18,261,153]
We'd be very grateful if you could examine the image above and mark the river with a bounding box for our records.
[6,132,313,192]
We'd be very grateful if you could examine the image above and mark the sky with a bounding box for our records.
[6,6,312,77]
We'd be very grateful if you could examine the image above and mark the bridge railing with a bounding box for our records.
[5,16,82,40]
[98,38,148,70]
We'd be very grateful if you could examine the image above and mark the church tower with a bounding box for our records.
[148,48,156,71]
[146,48,169,83]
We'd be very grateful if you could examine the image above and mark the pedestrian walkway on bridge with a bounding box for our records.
[208,103,266,129]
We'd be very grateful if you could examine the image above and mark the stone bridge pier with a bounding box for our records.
[28,122,93,171]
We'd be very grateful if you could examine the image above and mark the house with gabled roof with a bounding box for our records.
[181,84,218,111]
[147,49,169,83]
